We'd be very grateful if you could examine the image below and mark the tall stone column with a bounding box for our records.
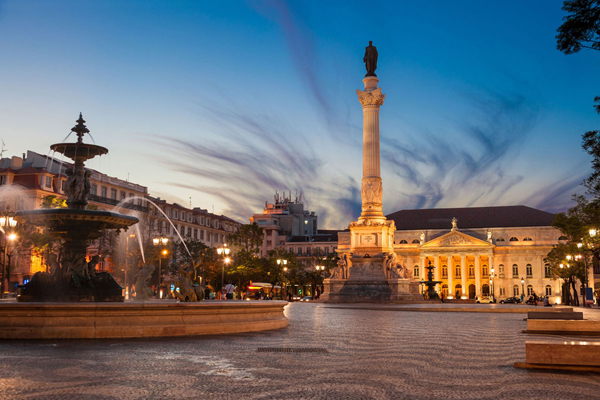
[357,77,386,224]
[420,256,426,282]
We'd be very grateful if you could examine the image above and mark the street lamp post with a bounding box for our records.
[0,214,17,299]
[153,236,169,298]
[217,244,231,298]
[277,259,288,300]
[315,265,325,298]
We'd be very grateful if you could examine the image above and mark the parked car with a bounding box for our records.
[476,296,495,304]
[289,295,301,302]
[499,297,521,304]
[300,296,313,302]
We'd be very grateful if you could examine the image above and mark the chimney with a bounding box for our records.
[11,156,22,169]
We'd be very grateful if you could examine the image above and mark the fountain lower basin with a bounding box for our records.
[0,301,289,339]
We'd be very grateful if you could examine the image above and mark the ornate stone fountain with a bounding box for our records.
[15,113,138,302]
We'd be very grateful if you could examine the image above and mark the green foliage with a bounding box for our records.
[556,0,600,55]
[40,195,66,209]
[229,223,263,254]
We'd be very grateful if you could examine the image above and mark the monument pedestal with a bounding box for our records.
[321,255,421,303]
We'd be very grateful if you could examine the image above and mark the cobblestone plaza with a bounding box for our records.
[1,303,599,400]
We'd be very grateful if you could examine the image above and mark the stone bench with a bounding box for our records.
[527,311,583,320]
[523,319,600,336]
[514,341,600,372]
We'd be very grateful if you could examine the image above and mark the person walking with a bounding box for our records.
[224,280,235,300]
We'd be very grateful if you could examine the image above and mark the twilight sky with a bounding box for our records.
[0,0,598,228]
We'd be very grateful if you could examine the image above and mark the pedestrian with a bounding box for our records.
[204,286,210,300]
[224,280,235,300]
[520,293,524,303]
[543,295,550,307]
[455,290,460,299]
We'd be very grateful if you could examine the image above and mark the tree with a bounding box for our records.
[229,223,263,254]
[556,0,600,55]
[40,195,67,209]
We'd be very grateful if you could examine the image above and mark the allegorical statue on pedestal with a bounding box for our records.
[363,41,378,77]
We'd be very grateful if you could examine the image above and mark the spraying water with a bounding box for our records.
[112,196,192,259]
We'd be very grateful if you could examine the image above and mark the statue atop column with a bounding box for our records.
[363,41,378,77]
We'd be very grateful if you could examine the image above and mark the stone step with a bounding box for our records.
[514,341,600,371]
[527,311,583,320]
[523,319,600,336]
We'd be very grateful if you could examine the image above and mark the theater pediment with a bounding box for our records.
[421,231,493,249]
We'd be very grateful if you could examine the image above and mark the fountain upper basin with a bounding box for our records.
[15,209,139,239]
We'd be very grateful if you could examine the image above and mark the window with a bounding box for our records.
[545,285,552,296]
[188,214,193,223]
[468,265,474,278]
[174,224,178,233]
[523,237,533,241]
[324,247,329,254]
[509,237,519,242]
[0,175,6,185]
[306,247,311,255]
[526,264,532,278]
[297,247,302,255]
[181,212,185,221]
[138,198,142,206]
[527,285,533,296]
[442,284,448,297]
[129,193,134,202]
[180,225,185,234]
[215,221,220,229]
[200,230,204,240]
[166,224,171,234]
[499,286,506,296]
[482,284,489,296]
[207,232,211,241]
[206,218,211,227]
[496,238,505,242]
[414,266,419,278]
[442,265,448,278]
[193,228,197,239]
[45,176,52,187]
[412,239,420,244]
[200,217,205,225]
[173,210,178,219]
[498,264,505,278]
[91,184,97,195]
[544,264,550,278]
[455,265,461,278]
[513,285,519,296]
[482,264,488,276]
[512,264,519,277]
[120,191,126,201]
[111,189,117,200]
[288,247,294,253]
[187,227,191,237]
[399,239,408,244]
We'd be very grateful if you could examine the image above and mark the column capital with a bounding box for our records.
[357,87,385,108]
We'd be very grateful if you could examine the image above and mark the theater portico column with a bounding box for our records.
[460,255,467,298]
[475,255,481,298]
[420,256,426,282]
[488,255,494,297]
[434,256,440,290]
[447,255,453,298]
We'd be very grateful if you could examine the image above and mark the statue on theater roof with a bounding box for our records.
[451,217,458,231]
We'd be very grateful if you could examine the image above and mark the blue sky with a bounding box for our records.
[0,0,598,227]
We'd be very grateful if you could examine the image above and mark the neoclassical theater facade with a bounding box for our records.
[341,205,586,304]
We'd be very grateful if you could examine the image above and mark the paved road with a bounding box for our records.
[1,303,599,399]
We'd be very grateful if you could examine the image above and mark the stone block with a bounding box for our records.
[525,341,600,367]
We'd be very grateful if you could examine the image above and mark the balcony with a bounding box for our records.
[88,194,148,213]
